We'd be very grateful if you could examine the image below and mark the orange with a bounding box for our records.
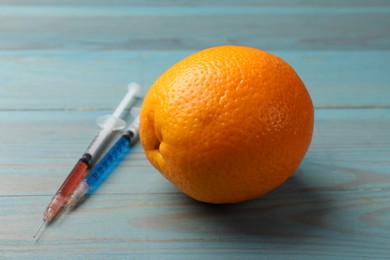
[139,45,314,204]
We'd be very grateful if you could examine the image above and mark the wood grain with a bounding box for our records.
[0,51,389,109]
[1,191,390,259]
[1,108,389,258]
[0,109,389,196]
[0,0,389,259]
[0,1,389,52]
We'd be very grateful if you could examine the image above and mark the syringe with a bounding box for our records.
[33,83,140,238]
[67,107,140,207]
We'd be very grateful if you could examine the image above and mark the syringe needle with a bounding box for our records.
[38,83,140,224]
[33,220,46,238]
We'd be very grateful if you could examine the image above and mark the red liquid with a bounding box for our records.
[57,160,89,196]
[44,160,89,221]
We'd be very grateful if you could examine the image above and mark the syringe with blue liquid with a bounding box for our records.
[33,83,139,238]
[68,107,140,207]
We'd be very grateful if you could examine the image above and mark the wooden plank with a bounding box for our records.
[1,5,389,16]
[0,1,389,258]
[1,191,389,258]
[0,4,388,51]
[1,0,390,8]
[0,108,389,196]
[0,51,389,109]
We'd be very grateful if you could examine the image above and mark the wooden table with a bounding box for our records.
[1,1,389,259]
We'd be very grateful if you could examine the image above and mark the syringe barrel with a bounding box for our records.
[68,181,89,206]
[43,194,65,221]
[56,159,89,196]
[43,159,89,221]
[85,116,118,158]
[86,135,132,193]
[85,84,139,158]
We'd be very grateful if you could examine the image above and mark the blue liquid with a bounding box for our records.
[85,135,132,193]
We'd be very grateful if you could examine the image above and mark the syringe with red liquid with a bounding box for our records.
[33,83,140,238]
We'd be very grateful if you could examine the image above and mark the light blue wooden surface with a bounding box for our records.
[0,1,389,259]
